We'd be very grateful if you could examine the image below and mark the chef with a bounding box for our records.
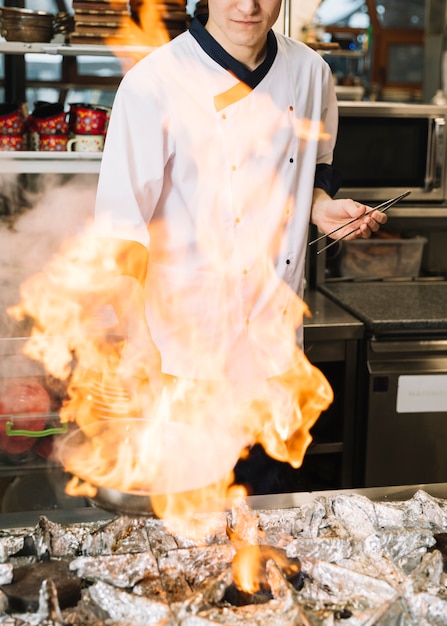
[93,0,386,462]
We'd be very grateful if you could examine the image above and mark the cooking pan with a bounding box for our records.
[56,418,246,516]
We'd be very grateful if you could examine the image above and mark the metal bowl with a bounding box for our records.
[0,7,55,43]
[56,418,246,515]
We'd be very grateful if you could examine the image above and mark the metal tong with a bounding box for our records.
[309,190,411,255]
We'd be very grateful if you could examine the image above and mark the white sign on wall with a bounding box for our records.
[397,375,447,413]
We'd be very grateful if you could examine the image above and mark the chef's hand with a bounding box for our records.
[311,188,388,240]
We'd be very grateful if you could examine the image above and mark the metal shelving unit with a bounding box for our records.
[0,151,102,174]
[0,40,153,57]
[0,39,152,173]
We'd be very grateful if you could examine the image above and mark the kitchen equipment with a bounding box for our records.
[38,134,69,151]
[0,338,69,473]
[0,134,23,151]
[0,103,25,136]
[364,336,447,487]
[0,7,55,43]
[1,487,447,623]
[308,190,411,253]
[27,103,68,135]
[333,102,447,205]
[67,134,105,152]
[56,417,246,515]
[321,281,447,488]
[339,235,427,279]
[68,103,108,135]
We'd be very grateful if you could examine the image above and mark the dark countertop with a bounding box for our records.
[303,288,364,341]
[320,282,447,336]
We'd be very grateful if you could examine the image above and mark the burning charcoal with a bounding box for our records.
[185,563,308,626]
[221,545,303,608]
[0,560,82,613]
[222,583,272,607]
[88,580,173,625]
[69,552,158,588]
[82,516,150,556]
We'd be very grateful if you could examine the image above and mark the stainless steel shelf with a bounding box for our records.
[0,40,153,57]
[0,151,102,174]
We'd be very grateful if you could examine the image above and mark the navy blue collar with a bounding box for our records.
[189,14,277,89]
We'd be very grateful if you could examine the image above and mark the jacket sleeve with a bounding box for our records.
[94,60,169,252]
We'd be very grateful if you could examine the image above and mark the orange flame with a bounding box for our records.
[99,0,182,68]
[8,57,334,535]
[8,215,333,532]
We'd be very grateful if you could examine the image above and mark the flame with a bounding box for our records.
[232,544,298,594]
[227,498,301,594]
[8,218,332,533]
[7,46,334,535]
[101,0,179,68]
[233,544,263,593]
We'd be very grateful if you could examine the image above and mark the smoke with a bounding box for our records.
[0,173,98,338]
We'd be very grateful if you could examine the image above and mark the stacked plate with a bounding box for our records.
[0,6,55,43]
[0,6,72,43]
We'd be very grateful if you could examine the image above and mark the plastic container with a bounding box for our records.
[0,344,68,470]
[339,236,427,279]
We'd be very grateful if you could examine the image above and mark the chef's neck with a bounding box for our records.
[205,22,268,71]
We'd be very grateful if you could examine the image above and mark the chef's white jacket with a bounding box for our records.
[94,25,338,382]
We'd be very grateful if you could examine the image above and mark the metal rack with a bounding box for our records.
[0,151,102,174]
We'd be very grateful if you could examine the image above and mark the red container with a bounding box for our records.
[68,103,108,135]
[0,103,25,135]
[28,103,68,135]
[0,379,50,455]
[0,134,24,151]
[39,133,69,151]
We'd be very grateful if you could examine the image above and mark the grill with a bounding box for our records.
[0,486,447,624]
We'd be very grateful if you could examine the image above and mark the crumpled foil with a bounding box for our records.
[1,490,447,624]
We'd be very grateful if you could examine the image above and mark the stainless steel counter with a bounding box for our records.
[2,482,447,529]
[247,481,447,509]
[303,288,364,342]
